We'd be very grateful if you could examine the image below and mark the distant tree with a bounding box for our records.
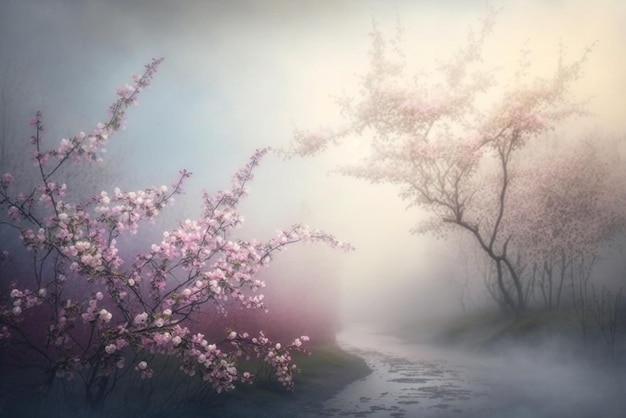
[506,138,626,311]
[286,12,595,315]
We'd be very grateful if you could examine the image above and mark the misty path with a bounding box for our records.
[303,325,626,418]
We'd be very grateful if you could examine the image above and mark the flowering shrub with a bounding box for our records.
[0,58,352,412]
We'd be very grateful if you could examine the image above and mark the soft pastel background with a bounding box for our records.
[2,0,626,325]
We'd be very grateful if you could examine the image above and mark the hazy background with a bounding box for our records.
[2,0,626,325]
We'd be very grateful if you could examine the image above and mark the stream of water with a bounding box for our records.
[304,324,626,418]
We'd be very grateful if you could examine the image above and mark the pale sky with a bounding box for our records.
[2,0,625,322]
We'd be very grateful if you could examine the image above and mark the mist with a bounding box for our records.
[3,0,626,321]
[2,0,626,416]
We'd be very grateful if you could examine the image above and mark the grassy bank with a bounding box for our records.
[0,342,370,418]
[434,310,580,347]
[394,308,625,357]
[152,342,372,417]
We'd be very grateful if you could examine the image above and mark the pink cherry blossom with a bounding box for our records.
[285,11,606,316]
[0,57,351,412]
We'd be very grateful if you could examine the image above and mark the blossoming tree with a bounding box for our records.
[0,58,352,413]
[506,138,626,311]
[287,13,594,315]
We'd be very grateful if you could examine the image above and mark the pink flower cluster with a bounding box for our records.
[0,59,351,402]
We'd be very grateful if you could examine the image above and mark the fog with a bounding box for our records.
[2,1,626,415]
[306,325,626,418]
[3,0,626,322]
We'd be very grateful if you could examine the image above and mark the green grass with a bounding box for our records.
[293,343,371,390]
[487,310,579,342]
[396,308,584,349]
[1,342,370,417]
[170,342,371,417]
